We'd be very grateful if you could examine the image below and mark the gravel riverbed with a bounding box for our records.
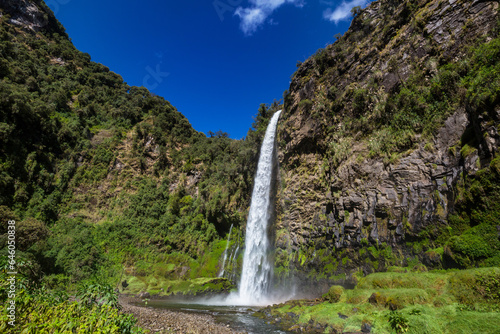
[119,295,247,334]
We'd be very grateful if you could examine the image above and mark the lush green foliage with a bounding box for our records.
[444,155,500,268]
[0,269,144,333]
[0,0,288,286]
[0,12,192,215]
[0,5,499,334]
[388,311,409,334]
[78,282,120,308]
[0,6,283,300]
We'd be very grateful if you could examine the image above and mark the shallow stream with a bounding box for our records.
[136,300,291,334]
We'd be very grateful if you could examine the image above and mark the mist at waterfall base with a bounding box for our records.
[202,110,295,306]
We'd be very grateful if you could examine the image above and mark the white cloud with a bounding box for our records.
[235,0,304,36]
[323,0,368,24]
[235,7,267,35]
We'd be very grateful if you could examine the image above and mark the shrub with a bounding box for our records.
[351,6,362,17]
[0,271,144,333]
[448,268,500,305]
[77,282,119,309]
[299,99,313,112]
[388,311,409,333]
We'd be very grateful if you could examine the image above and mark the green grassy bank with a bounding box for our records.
[256,267,500,333]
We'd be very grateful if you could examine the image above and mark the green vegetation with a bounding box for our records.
[121,276,234,297]
[258,268,500,334]
[443,154,500,268]
[388,311,409,334]
[0,269,144,333]
[322,285,345,303]
[0,2,279,329]
[0,0,283,277]
[289,0,500,167]
[1,0,500,332]
[321,35,500,162]
[299,99,313,112]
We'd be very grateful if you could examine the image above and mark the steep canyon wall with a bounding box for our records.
[275,0,500,289]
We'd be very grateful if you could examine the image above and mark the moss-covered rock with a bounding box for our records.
[322,285,344,303]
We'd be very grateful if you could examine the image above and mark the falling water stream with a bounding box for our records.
[137,111,287,333]
[237,109,281,304]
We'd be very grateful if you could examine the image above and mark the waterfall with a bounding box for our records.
[218,224,233,277]
[238,110,281,304]
[228,244,240,282]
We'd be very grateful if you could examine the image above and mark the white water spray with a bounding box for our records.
[237,110,282,304]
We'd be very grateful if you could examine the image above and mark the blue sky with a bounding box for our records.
[48,0,370,139]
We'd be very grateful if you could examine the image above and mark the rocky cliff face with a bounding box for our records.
[275,0,500,286]
[0,0,66,35]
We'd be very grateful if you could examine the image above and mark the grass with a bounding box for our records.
[259,268,500,333]
[122,273,234,297]
[356,271,447,290]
